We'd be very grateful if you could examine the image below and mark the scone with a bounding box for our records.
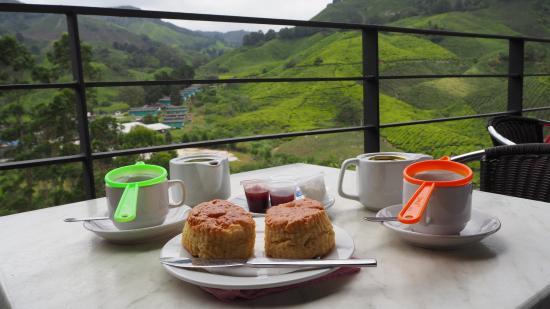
[182,199,255,259]
[265,198,335,258]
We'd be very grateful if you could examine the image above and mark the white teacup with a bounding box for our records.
[105,163,186,230]
[106,180,185,230]
[338,152,432,210]
[401,159,473,235]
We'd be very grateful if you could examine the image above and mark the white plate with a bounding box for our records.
[377,204,501,249]
[160,217,355,289]
[83,206,190,244]
[229,194,336,217]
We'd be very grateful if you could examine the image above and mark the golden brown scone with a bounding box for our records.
[182,199,255,259]
[265,198,335,258]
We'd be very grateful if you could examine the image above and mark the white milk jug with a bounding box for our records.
[169,154,231,207]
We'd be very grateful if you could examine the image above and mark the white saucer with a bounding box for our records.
[229,194,335,217]
[160,217,355,289]
[83,206,191,244]
[377,204,501,249]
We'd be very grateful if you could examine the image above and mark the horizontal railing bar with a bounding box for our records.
[379,74,514,79]
[2,3,550,43]
[91,126,371,159]
[0,74,524,90]
[523,73,550,77]
[0,82,77,90]
[0,154,86,170]
[380,111,515,128]
[86,77,366,88]
[522,106,550,112]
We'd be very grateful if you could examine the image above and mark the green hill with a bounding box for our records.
[0,2,247,72]
[192,0,550,166]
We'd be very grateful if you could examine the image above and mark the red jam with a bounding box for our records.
[244,185,270,213]
[269,193,295,206]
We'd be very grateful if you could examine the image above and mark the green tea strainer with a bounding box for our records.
[105,162,167,222]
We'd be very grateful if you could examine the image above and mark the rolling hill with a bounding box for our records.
[0,0,247,71]
[192,0,550,165]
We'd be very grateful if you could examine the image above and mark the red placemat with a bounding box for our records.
[200,267,361,301]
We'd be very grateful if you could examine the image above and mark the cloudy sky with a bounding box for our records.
[22,0,333,32]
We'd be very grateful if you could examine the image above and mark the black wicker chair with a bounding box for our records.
[452,144,550,203]
[487,115,550,146]
[481,144,550,202]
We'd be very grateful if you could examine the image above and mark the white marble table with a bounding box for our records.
[1,163,550,309]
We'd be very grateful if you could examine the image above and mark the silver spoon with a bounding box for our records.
[64,216,110,222]
[363,216,398,222]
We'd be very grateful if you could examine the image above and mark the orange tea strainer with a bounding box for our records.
[398,157,473,224]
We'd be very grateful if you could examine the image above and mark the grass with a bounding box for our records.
[94,102,129,114]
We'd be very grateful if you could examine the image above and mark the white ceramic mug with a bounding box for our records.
[106,180,185,230]
[337,152,432,210]
[401,161,473,235]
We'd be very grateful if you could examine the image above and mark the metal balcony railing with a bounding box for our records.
[1,3,550,199]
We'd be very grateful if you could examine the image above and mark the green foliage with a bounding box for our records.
[122,126,164,149]
[90,116,120,152]
[47,33,100,80]
[142,114,158,124]
[0,35,34,83]
[116,86,145,107]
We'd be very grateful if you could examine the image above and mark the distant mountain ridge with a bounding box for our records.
[0,0,249,66]
[314,0,550,37]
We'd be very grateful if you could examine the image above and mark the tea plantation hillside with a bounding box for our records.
[193,0,550,164]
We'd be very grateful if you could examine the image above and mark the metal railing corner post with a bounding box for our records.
[507,38,524,115]
[66,12,96,199]
[362,28,380,153]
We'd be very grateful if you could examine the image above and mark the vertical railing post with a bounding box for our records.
[507,38,524,115]
[362,28,380,153]
[66,12,96,199]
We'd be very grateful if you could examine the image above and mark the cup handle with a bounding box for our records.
[168,180,186,208]
[337,158,360,201]
[398,182,435,224]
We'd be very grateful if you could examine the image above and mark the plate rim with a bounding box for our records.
[159,220,354,290]
[377,204,501,240]
[83,205,190,235]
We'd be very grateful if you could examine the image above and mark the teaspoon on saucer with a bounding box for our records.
[64,217,110,222]
[363,216,398,222]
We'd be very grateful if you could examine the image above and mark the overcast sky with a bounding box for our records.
[22,0,333,32]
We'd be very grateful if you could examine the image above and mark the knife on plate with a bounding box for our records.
[160,257,377,269]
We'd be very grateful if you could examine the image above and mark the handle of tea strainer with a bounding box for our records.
[114,183,139,222]
[398,182,435,224]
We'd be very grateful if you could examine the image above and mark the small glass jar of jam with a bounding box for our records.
[241,179,270,213]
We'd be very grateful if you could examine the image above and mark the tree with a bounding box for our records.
[335,97,362,125]
[90,116,120,152]
[143,64,194,105]
[117,87,145,107]
[142,114,158,124]
[278,27,293,39]
[146,151,176,170]
[122,126,163,149]
[0,35,34,83]
[242,31,265,46]
[264,29,276,41]
[47,33,100,80]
